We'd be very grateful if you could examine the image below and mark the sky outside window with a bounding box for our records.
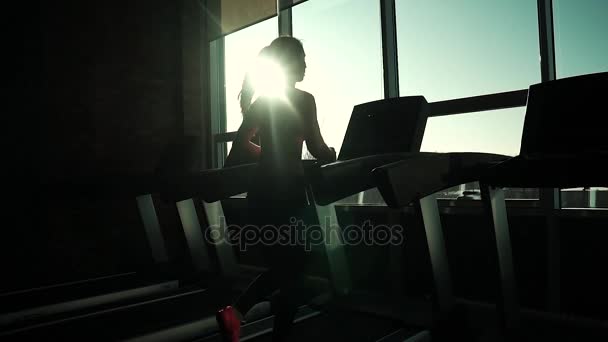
[293,0,384,156]
[396,0,540,156]
[421,108,526,156]
[553,0,608,78]
[396,0,541,100]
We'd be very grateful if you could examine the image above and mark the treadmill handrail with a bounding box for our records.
[480,154,608,188]
[372,152,509,208]
[307,153,417,206]
[160,163,258,203]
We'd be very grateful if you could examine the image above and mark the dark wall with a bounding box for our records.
[9,0,210,291]
[39,0,182,178]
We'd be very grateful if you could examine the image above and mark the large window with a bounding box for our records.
[211,1,605,207]
[293,0,384,156]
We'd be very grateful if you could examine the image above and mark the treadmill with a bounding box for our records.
[10,94,506,340]
[1,175,187,332]
[372,72,608,341]
[236,96,463,341]
[2,164,266,340]
[131,96,449,342]
[373,72,608,341]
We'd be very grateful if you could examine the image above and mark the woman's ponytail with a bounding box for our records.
[239,45,272,114]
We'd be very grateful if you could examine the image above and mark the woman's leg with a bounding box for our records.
[266,243,312,342]
[271,272,308,341]
[251,194,313,340]
[230,200,281,321]
[232,270,277,320]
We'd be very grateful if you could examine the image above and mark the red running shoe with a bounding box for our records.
[216,306,241,342]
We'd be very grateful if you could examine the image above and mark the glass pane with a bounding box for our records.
[396,0,541,101]
[434,184,539,201]
[421,108,525,156]
[293,0,384,156]
[224,18,278,134]
[421,107,538,200]
[553,0,608,78]
[592,188,608,209]
[562,187,608,209]
[437,183,476,200]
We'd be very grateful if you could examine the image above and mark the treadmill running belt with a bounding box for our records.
[248,310,411,342]
[4,289,237,341]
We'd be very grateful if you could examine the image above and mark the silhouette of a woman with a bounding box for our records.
[216,36,335,342]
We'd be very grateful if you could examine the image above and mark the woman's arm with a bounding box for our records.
[225,108,260,167]
[304,95,336,163]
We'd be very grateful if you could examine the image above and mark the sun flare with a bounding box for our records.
[250,56,288,101]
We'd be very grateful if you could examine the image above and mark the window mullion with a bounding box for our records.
[537,0,557,82]
[380,0,399,98]
[278,0,293,36]
[210,38,227,168]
